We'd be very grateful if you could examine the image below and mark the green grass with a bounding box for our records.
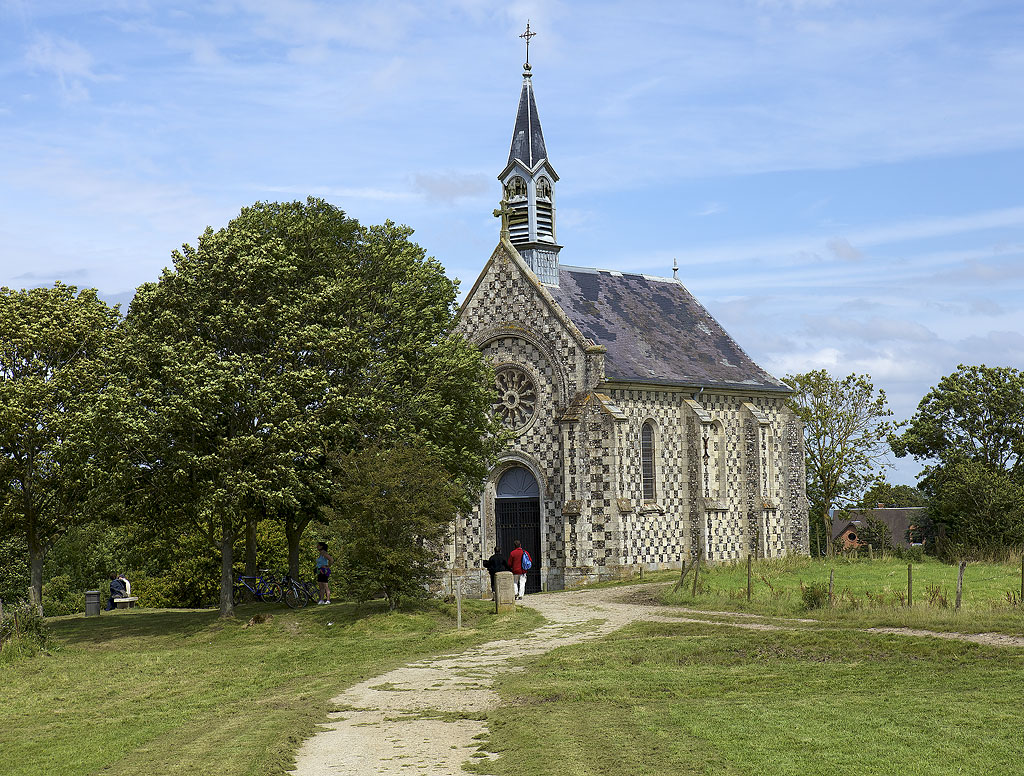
[658,556,1024,634]
[0,599,543,776]
[469,620,1024,776]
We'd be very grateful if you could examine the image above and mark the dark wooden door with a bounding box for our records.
[495,497,541,593]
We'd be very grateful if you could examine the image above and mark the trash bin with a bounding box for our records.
[85,590,101,616]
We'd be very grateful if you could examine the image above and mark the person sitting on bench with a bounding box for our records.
[106,574,127,611]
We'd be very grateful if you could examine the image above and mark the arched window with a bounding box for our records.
[641,422,656,501]
[503,175,527,200]
[536,177,552,199]
[702,421,726,503]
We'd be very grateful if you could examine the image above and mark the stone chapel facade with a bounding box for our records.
[450,60,809,596]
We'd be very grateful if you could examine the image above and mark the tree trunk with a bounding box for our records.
[823,509,833,557]
[285,515,311,580]
[218,529,236,618]
[27,526,45,616]
[244,512,258,578]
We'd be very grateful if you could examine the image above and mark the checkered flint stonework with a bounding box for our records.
[447,244,809,594]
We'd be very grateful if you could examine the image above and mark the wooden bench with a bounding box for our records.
[113,596,138,609]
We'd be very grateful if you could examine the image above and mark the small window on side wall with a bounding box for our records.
[641,421,656,501]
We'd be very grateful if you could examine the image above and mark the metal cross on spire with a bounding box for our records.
[520,20,536,71]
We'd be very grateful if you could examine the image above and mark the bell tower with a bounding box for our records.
[498,22,562,286]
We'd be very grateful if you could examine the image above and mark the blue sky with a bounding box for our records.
[2,0,1023,485]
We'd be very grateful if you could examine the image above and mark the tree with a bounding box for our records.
[0,284,122,610]
[784,370,893,555]
[326,444,467,609]
[859,480,926,509]
[120,198,502,616]
[891,364,1024,548]
[856,515,893,553]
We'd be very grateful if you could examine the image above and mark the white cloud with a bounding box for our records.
[694,202,725,217]
[802,315,937,344]
[24,34,97,100]
[253,184,414,202]
[826,236,862,261]
[190,38,225,68]
[412,172,490,203]
[670,206,1024,272]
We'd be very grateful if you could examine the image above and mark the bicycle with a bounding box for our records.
[278,572,311,609]
[232,570,282,606]
[300,578,320,602]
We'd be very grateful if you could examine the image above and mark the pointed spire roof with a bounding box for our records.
[507,72,548,169]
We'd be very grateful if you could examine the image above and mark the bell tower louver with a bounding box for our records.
[498,24,561,286]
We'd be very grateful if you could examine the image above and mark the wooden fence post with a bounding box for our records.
[955,561,966,611]
[672,557,691,592]
[908,563,913,607]
[747,556,752,602]
[456,577,462,630]
[828,569,834,605]
[868,545,874,561]
[691,552,702,597]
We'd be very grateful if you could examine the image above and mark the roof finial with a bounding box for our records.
[520,20,536,75]
[672,257,679,280]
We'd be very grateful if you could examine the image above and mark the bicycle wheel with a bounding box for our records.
[283,584,308,609]
[232,584,245,606]
[260,582,282,603]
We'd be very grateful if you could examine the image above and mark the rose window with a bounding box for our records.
[493,367,537,429]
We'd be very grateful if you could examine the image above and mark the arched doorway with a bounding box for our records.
[495,466,542,594]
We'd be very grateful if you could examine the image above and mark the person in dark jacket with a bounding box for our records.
[105,574,127,611]
[482,547,508,600]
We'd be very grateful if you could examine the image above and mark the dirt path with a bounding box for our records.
[290,584,1024,776]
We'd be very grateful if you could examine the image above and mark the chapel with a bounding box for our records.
[451,45,810,596]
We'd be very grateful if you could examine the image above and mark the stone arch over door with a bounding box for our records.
[495,466,542,594]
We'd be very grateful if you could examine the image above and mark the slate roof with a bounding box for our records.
[832,508,925,547]
[547,265,789,392]
[507,76,548,169]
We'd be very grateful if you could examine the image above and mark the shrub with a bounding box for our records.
[800,581,830,610]
[42,574,81,616]
[0,601,50,663]
[892,545,925,563]
[925,583,949,608]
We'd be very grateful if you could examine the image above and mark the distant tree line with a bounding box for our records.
[0,198,504,617]
[787,364,1024,558]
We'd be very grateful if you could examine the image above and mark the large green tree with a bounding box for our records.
[891,364,1024,548]
[120,198,501,616]
[0,284,121,609]
[784,370,892,555]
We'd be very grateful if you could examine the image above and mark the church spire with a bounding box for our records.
[506,68,548,170]
[498,22,562,287]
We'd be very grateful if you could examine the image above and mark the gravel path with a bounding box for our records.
[290,584,1024,776]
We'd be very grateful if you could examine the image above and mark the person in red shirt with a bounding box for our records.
[507,540,529,600]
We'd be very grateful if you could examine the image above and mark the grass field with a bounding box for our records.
[655,556,1024,634]
[0,599,542,776]
[470,619,1024,776]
